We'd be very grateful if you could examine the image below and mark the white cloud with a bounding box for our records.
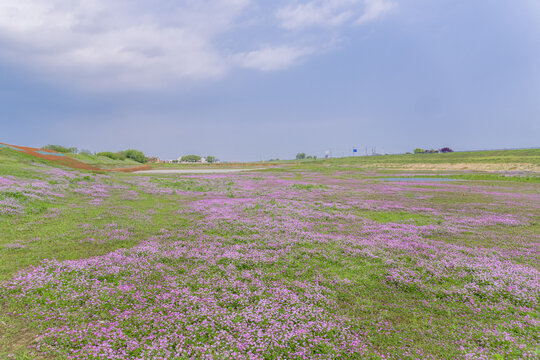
[234,46,314,71]
[356,0,397,24]
[277,0,358,30]
[0,0,250,89]
[277,0,396,30]
[0,0,398,90]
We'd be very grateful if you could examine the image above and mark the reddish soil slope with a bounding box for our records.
[0,143,150,173]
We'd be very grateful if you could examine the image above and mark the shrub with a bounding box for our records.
[414,148,426,154]
[42,145,77,153]
[120,149,146,163]
[440,147,454,153]
[97,152,123,160]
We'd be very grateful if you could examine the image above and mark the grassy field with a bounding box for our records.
[148,149,540,172]
[49,148,540,172]
[327,148,540,165]
[0,147,538,359]
[279,149,540,174]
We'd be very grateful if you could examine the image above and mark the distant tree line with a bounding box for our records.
[413,147,454,154]
[97,149,147,163]
[296,153,317,160]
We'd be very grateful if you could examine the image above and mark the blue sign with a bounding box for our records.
[353,148,357,153]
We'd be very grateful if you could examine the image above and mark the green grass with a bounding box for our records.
[357,210,439,226]
[156,179,214,192]
[68,153,141,168]
[291,183,330,191]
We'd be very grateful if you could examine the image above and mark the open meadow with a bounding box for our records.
[0,147,539,359]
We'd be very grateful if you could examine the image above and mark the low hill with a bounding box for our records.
[0,143,150,172]
[284,149,540,173]
[68,153,144,169]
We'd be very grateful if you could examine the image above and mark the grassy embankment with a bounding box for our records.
[66,153,143,169]
[289,148,540,172]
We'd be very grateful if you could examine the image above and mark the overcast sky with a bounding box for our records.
[1,0,539,161]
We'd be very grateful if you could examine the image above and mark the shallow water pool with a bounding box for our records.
[37,150,65,156]
[0,144,23,151]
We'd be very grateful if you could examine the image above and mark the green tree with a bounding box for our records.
[206,155,216,163]
[414,148,426,154]
[296,153,306,160]
[119,149,146,163]
[115,152,127,160]
[181,155,201,162]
